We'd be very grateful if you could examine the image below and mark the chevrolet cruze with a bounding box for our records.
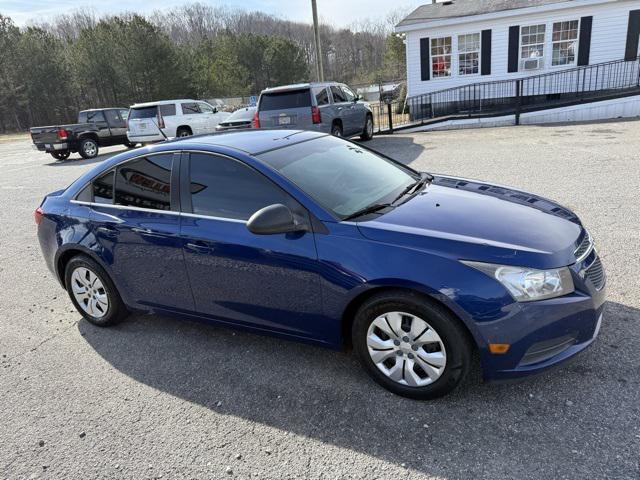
[35,130,605,399]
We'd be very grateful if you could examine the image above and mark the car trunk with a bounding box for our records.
[30,124,85,145]
[258,88,313,128]
[128,106,162,136]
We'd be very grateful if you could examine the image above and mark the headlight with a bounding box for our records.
[461,261,575,302]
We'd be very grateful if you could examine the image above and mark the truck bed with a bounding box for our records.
[30,123,92,145]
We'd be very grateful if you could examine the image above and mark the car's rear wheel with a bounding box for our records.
[331,123,343,137]
[64,255,128,327]
[177,127,192,138]
[78,138,99,159]
[360,115,374,141]
[352,291,472,399]
[50,151,70,161]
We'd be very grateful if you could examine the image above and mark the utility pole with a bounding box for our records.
[311,0,324,82]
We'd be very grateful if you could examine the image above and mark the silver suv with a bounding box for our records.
[254,82,374,141]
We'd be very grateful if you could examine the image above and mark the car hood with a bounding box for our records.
[357,175,583,269]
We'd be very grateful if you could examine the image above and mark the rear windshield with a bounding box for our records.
[259,90,311,111]
[129,107,158,120]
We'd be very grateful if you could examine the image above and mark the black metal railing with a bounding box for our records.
[371,56,640,133]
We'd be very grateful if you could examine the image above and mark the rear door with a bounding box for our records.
[88,152,194,310]
[104,109,127,143]
[258,88,312,129]
[82,110,111,143]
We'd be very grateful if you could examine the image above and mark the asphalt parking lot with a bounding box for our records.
[1,122,639,480]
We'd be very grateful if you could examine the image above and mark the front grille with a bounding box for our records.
[585,256,605,290]
[574,230,593,261]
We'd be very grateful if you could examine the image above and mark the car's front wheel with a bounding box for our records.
[64,255,128,327]
[352,291,472,399]
[360,114,374,141]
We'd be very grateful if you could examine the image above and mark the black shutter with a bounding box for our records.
[420,37,431,81]
[577,16,593,66]
[508,25,520,73]
[481,29,492,75]
[625,10,640,61]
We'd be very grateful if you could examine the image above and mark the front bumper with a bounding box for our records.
[477,257,606,381]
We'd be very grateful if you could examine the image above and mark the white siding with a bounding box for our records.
[404,0,640,97]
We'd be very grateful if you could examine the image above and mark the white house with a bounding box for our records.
[396,0,640,99]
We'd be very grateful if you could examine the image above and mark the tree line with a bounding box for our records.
[0,4,407,132]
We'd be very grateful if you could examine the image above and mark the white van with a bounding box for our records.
[126,99,230,143]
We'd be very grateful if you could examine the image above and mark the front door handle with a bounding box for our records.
[185,241,210,254]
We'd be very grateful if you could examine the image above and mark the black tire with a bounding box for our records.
[78,138,99,159]
[352,291,472,400]
[360,114,374,141]
[176,127,192,138]
[64,255,128,327]
[50,151,71,161]
[331,122,343,137]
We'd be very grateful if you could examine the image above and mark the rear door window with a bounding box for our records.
[313,87,330,106]
[259,90,312,111]
[79,110,106,123]
[181,103,201,115]
[129,107,158,120]
[114,155,173,211]
[93,170,115,204]
[159,104,176,117]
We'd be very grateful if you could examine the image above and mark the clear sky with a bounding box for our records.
[3,0,424,28]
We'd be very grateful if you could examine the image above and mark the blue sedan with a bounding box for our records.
[35,130,606,399]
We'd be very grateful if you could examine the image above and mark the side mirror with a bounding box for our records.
[212,107,218,114]
[247,204,304,235]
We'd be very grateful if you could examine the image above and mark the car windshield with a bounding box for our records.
[258,136,418,219]
[226,108,256,122]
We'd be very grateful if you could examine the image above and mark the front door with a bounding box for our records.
[179,152,325,340]
[89,152,194,311]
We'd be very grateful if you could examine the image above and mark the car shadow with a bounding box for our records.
[365,134,428,167]
[44,146,135,167]
[78,300,639,477]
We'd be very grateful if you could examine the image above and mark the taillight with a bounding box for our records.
[311,106,321,124]
[252,111,261,129]
[34,207,44,226]
[157,109,165,130]
[57,128,68,141]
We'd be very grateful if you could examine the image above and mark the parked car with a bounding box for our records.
[216,107,256,132]
[254,82,374,140]
[126,99,230,144]
[30,108,134,160]
[35,130,605,399]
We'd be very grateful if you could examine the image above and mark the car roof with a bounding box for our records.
[169,129,327,155]
[130,99,202,108]
[261,82,341,93]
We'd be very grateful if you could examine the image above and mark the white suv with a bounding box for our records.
[126,99,230,143]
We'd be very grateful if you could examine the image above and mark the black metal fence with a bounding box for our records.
[371,56,640,133]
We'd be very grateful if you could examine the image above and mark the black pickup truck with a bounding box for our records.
[30,108,135,160]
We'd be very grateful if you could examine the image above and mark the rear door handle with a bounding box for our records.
[185,241,211,254]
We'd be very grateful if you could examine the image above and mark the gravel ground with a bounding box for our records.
[1,122,639,480]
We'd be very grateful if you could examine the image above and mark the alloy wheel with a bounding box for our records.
[83,141,97,157]
[366,311,447,387]
[366,117,373,137]
[70,267,109,319]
